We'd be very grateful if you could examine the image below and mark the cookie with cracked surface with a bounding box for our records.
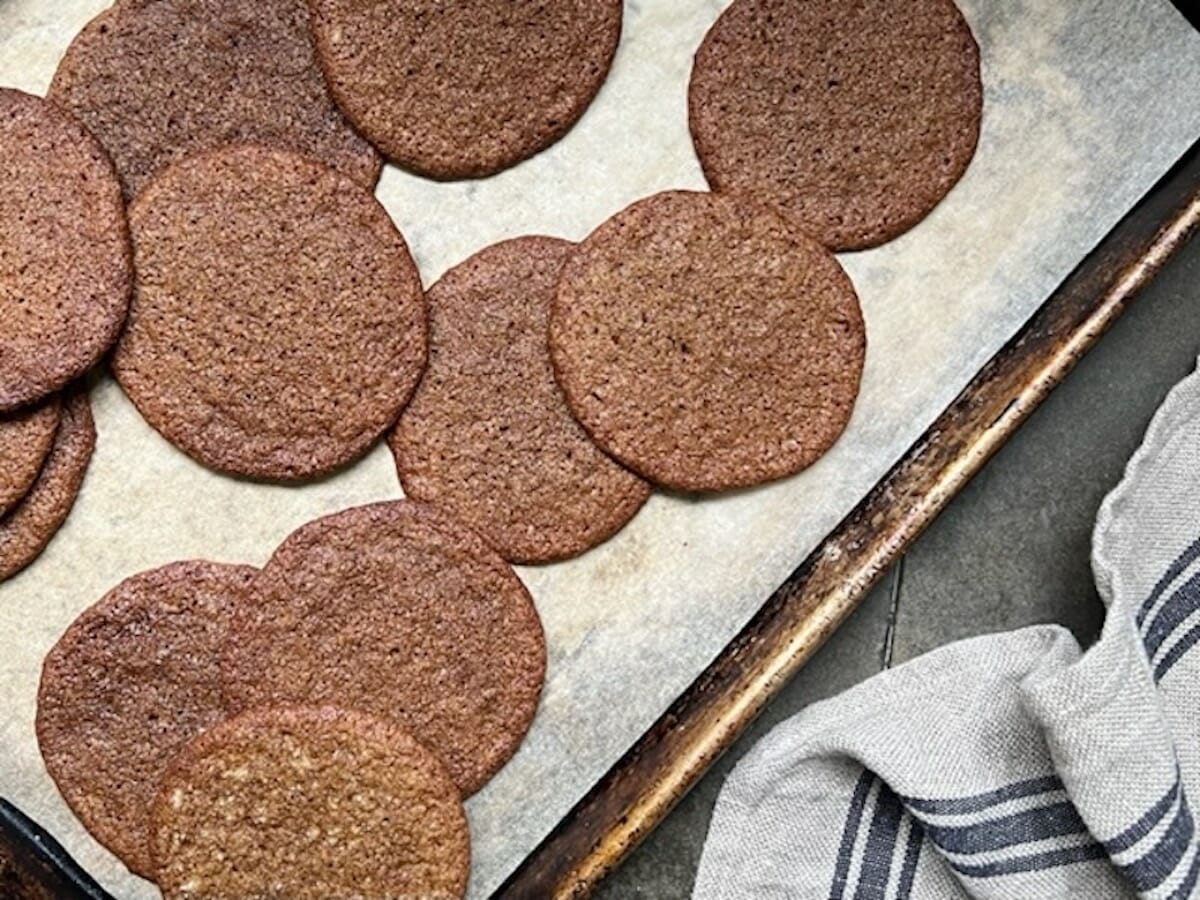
[151,706,469,900]
[112,144,426,481]
[0,396,59,517]
[221,500,545,796]
[37,561,258,879]
[689,0,982,251]
[550,190,865,493]
[389,236,651,564]
[0,390,95,582]
[308,0,622,179]
[49,0,381,200]
[0,89,130,412]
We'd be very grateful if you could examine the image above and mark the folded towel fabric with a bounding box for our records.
[693,361,1200,900]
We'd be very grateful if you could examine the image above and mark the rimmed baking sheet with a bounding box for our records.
[1,1,1199,897]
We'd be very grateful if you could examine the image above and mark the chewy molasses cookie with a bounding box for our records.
[689,0,982,251]
[0,391,95,582]
[550,190,865,493]
[112,144,426,481]
[151,706,470,900]
[308,0,622,178]
[0,89,130,412]
[0,396,59,517]
[390,237,651,564]
[49,0,381,200]
[222,501,545,795]
[37,561,258,879]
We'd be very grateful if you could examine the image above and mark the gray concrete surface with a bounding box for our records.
[596,238,1200,898]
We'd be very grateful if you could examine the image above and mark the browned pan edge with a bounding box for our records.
[496,140,1200,899]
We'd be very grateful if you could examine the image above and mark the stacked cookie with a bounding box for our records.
[0,88,125,581]
[38,500,545,898]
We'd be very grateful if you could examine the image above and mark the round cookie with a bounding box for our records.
[308,0,622,179]
[49,0,381,200]
[390,237,651,564]
[550,190,865,493]
[151,706,470,900]
[37,561,258,879]
[0,89,131,412]
[112,144,427,481]
[688,0,982,251]
[222,500,545,795]
[0,391,95,582]
[0,396,59,517]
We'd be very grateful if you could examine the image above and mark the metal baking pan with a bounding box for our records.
[1,2,1198,898]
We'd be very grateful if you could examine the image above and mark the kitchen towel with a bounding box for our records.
[693,359,1200,899]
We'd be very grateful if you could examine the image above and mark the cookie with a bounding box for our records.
[151,706,470,900]
[0,89,131,412]
[111,144,427,481]
[0,391,95,582]
[49,0,381,200]
[389,237,651,564]
[222,500,545,795]
[308,0,622,179]
[0,397,59,517]
[36,561,258,879]
[550,190,865,492]
[688,0,982,251]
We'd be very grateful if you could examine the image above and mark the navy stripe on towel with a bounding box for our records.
[901,774,1063,817]
[1111,782,1194,893]
[1156,621,1200,682]
[900,776,1102,881]
[1168,847,1200,900]
[1137,534,1200,628]
[895,820,923,900]
[1104,778,1180,854]
[922,801,1088,855]
[952,842,1107,878]
[830,771,876,900]
[855,783,903,899]
[1143,570,1200,658]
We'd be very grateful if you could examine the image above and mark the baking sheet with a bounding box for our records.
[2,1,1199,897]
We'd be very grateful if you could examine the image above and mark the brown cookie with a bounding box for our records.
[111,144,427,482]
[389,237,651,564]
[0,396,59,517]
[688,0,982,251]
[222,500,545,795]
[48,0,381,201]
[308,0,623,179]
[550,190,865,493]
[0,391,95,582]
[36,561,258,879]
[151,706,470,900]
[0,89,131,412]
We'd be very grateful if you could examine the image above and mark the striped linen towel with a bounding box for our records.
[693,360,1200,899]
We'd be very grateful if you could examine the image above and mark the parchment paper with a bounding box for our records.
[2,1,1199,897]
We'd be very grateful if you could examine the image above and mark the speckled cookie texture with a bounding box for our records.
[0,391,94,582]
[36,561,258,879]
[688,0,982,251]
[111,144,427,481]
[389,237,651,564]
[48,0,381,200]
[0,89,130,412]
[151,706,470,900]
[308,0,623,179]
[222,500,546,796]
[550,190,865,493]
[0,397,59,517]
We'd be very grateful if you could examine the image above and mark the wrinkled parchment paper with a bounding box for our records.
[2,1,1199,896]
